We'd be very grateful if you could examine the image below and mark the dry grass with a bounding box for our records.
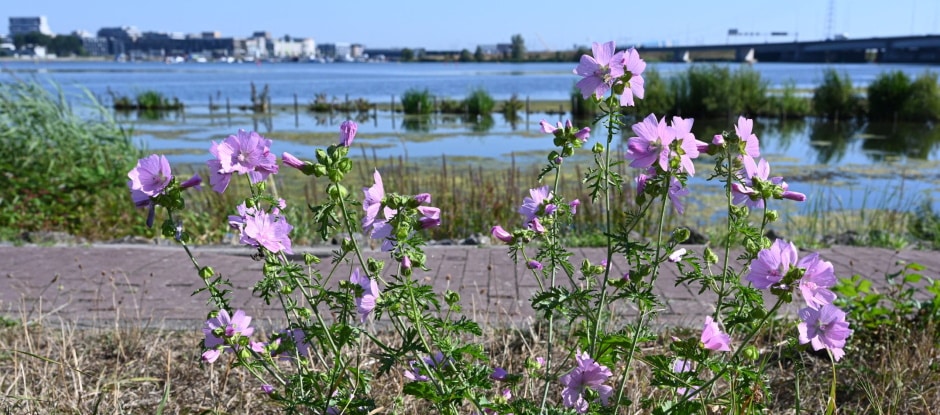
[1,309,937,414]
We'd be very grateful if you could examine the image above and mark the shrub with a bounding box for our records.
[0,81,141,240]
[570,85,599,118]
[867,70,911,121]
[670,64,767,118]
[903,71,940,122]
[813,69,862,120]
[463,88,495,117]
[401,88,434,115]
[767,80,812,118]
[632,67,673,118]
[501,94,524,122]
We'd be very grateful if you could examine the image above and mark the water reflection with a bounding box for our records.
[808,121,859,164]
[861,122,940,161]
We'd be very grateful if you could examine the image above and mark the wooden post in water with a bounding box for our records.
[390,95,396,129]
[209,95,213,113]
[226,97,231,115]
[373,103,378,127]
[293,93,299,127]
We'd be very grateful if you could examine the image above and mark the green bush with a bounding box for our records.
[903,72,940,122]
[0,81,141,240]
[813,69,862,121]
[501,94,524,122]
[670,65,767,118]
[463,88,495,117]
[867,70,911,121]
[631,68,673,118]
[401,88,434,115]
[767,81,812,118]
[570,85,598,118]
[729,66,768,116]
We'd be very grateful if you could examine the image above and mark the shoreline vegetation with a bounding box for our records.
[122,65,940,124]
[2,71,939,249]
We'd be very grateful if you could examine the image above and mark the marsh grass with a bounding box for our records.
[1,304,936,413]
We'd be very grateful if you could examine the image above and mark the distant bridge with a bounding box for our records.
[637,35,940,64]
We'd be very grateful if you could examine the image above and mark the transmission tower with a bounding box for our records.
[825,0,835,40]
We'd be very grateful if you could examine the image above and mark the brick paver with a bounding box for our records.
[1,244,937,330]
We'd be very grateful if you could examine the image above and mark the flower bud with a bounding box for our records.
[414,193,432,204]
[673,228,691,244]
[282,152,306,170]
[327,183,348,200]
[743,345,760,360]
[180,174,202,189]
[765,209,780,222]
[312,164,328,177]
[574,127,590,142]
[339,120,357,147]
[668,248,687,262]
[490,225,513,243]
[527,260,543,270]
[592,143,604,154]
[704,246,718,264]
[569,199,580,215]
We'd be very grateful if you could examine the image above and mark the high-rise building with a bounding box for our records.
[9,16,53,36]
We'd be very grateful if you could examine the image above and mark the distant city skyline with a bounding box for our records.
[5,0,940,50]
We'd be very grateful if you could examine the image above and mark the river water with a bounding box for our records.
[3,59,939,212]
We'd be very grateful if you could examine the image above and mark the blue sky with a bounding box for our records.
[5,0,939,50]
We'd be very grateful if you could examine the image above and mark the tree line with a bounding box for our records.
[12,32,87,56]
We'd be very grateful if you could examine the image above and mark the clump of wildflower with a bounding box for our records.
[560,350,613,413]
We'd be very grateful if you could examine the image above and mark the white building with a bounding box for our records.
[9,16,53,36]
[272,37,316,58]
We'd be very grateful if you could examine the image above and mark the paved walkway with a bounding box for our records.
[1,243,937,330]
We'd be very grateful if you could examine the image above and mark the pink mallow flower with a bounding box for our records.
[560,350,613,413]
[239,209,294,254]
[735,116,761,158]
[701,316,731,352]
[798,304,853,361]
[626,113,673,172]
[619,47,646,107]
[127,154,172,198]
[362,169,385,233]
[417,206,441,229]
[797,253,837,309]
[746,239,798,289]
[668,177,690,215]
[207,130,279,193]
[569,199,581,215]
[339,120,357,147]
[519,185,553,223]
[202,309,255,362]
[669,116,706,176]
[350,268,379,322]
[573,41,625,99]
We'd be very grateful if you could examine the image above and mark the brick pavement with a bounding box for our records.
[0,243,937,330]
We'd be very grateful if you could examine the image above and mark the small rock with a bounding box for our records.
[20,231,84,245]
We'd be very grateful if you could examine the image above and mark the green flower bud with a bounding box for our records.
[592,143,604,154]
[765,210,779,223]
[704,246,718,265]
[313,163,328,177]
[743,345,760,360]
[280,285,293,295]
[303,253,319,265]
[199,266,215,280]
[315,148,329,164]
[548,150,560,163]
[561,145,574,157]
[444,290,460,307]
[327,183,348,200]
[367,258,384,275]
[341,238,355,253]
[673,228,691,244]
[339,158,353,174]
[328,168,344,183]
